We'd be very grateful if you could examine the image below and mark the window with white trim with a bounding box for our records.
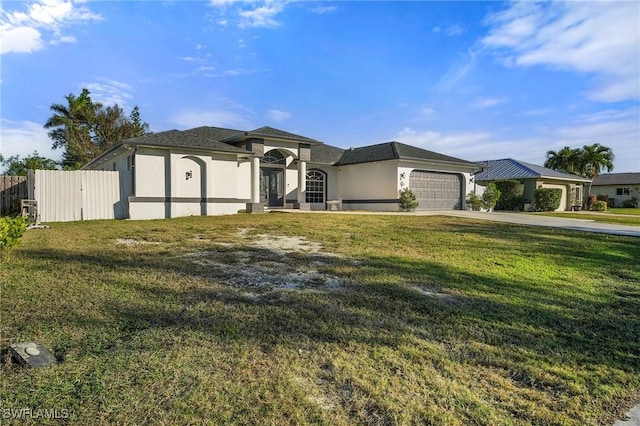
[616,187,630,196]
[306,170,325,203]
[261,150,286,165]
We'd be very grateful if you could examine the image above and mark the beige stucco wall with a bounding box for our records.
[335,160,475,211]
[337,161,397,199]
[538,182,569,211]
[135,148,166,198]
[128,148,249,219]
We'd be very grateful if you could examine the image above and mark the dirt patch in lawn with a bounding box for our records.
[116,238,161,246]
[410,284,459,302]
[183,228,345,293]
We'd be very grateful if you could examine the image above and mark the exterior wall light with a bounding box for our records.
[186,171,193,180]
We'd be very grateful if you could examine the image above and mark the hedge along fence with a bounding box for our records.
[1,176,28,216]
[534,188,563,212]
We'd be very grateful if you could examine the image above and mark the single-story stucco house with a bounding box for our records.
[83,125,480,220]
[473,158,591,211]
[590,173,640,208]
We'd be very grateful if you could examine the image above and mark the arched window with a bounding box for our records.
[306,170,326,203]
[261,150,286,165]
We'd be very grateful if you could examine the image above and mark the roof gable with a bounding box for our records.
[245,126,320,143]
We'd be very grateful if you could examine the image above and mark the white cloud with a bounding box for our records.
[445,24,464,36]
[0,26,43,53]
[0,0,102,55]
[82,80,133,107]
[433,24,464,36]
[0,119,61,164]
[435,49,478,91]
[520,108,553,117]
[209,0,288,29]
[482,1,640,102]
[396,127,494,157]
[195,66,216,73]
[472,98,505,108]
[50,34,76,45]
[169,109,253,129]
[266,109,291,122]
[238,3,284,28]
[395,105,640,172]
[311,6,337,15]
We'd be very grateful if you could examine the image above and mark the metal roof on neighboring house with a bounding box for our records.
[474,158,591,182]
[333,141,477,167]
[591,173,640,186]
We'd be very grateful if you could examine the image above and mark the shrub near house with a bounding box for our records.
[494,180,524,210]
[534,188,562,211]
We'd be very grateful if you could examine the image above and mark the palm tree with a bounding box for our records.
[579,143,614,178]
[544,146,580,175]
[44,89,100,168]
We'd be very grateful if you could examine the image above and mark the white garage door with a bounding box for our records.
[409,171,462,210]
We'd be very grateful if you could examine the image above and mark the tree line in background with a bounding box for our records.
[1,89,150,175]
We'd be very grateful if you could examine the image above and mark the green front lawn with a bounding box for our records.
[609,208,640,216]
[536,210,640,226]
[1,213,638,425]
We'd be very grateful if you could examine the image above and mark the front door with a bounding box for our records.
[261,168,284,207]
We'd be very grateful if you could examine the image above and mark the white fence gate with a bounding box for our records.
[28,170,122,222]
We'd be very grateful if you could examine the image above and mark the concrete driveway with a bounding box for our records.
[434,211,640,238]
[280,209,640,238]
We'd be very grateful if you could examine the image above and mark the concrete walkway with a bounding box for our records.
[277,209,640,238]
[614,403,640,426]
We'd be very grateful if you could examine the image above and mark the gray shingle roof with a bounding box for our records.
[310,144,344,165]
[333,141,476,167]
[123,129,252,154]
[592,173,640,186]
[245,126,320,143]
[474,159,591,182]
[185,126,245,141]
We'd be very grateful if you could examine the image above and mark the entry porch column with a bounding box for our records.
[246,156,264,213]
[295,159,310,210]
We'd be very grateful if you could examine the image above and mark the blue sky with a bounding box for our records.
[1,0,639,173]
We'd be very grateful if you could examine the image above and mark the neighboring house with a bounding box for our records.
[83,125,479,220]
[591,173,640,208]
[474,159,591,211]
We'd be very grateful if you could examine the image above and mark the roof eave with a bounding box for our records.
[82,143,129,169]
[399,156,482,171]
[133,142,253,157]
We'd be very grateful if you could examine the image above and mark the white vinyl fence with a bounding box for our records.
[28,170,122,222]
